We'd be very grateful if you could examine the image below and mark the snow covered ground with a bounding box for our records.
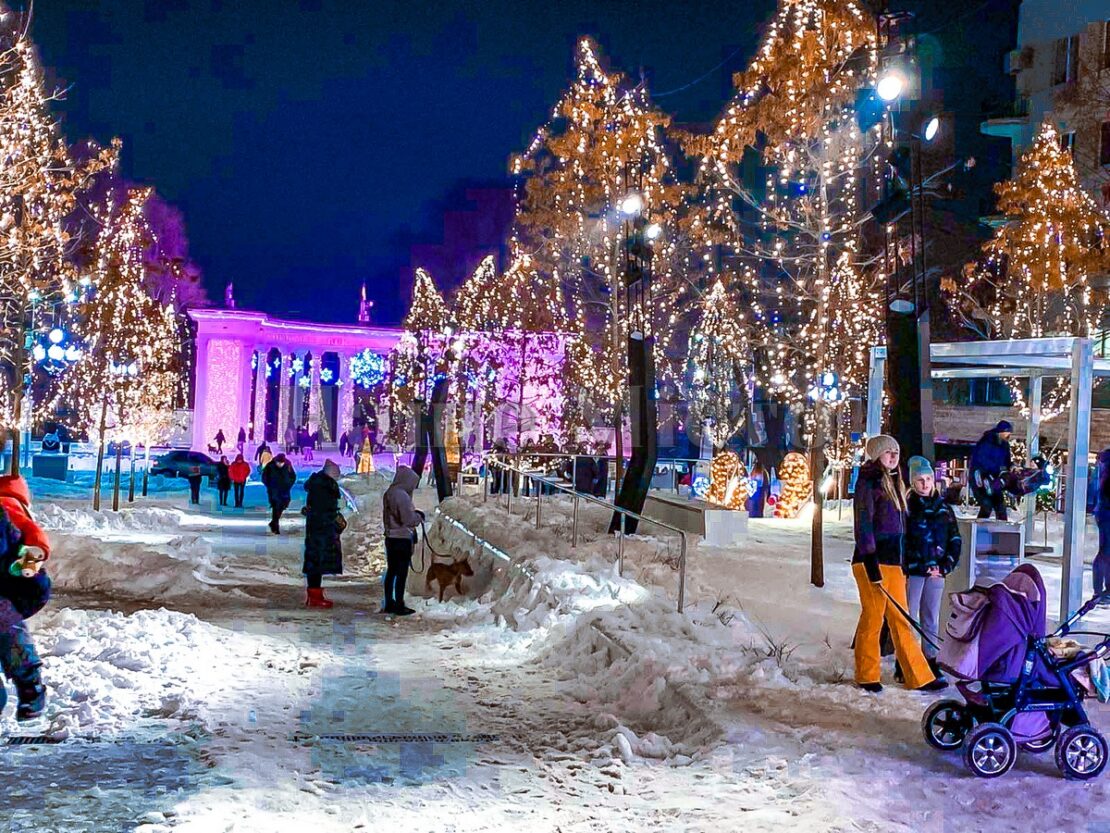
[5,470,1110,831]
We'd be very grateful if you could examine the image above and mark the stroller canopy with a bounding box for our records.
[939,564,1048,683]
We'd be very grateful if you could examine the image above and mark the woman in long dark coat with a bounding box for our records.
[302,459,344,608]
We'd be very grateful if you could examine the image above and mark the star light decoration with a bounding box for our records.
[512,38,686,436]
[0,12,119,429]
[60,189,182,446]
[952,121,1110,419]
[687,0,883,463]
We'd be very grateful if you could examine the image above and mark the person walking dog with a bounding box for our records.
[382,466,423,616]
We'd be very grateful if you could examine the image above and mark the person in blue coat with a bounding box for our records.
[969,420,1014,520]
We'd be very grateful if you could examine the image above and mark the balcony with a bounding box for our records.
[980,98,1031,144]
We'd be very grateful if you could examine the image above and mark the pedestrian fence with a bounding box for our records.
[480,456,689,613]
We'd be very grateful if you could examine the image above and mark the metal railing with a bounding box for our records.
[479,450,709,497]
[481,457,690,613]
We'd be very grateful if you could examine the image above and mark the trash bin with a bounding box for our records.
[941,518,1026,626]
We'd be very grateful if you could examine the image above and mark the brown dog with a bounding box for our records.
[425,557,474,602]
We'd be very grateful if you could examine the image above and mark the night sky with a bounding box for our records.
[29,1,1017,325]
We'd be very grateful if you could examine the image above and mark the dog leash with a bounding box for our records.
[414,517,451,574]
[878,584,944,653]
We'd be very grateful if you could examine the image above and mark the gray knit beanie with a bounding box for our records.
[864,434,899,462]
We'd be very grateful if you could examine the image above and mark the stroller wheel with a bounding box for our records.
[964,723,1016,778]
[922,699,971,751]
[1055,725,1108,781]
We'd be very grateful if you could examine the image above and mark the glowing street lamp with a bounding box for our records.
[876,69,906,102]
[619,192,643,216]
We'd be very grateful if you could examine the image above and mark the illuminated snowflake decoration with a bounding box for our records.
[692,474,711,499]
[350,348,386,389]
[291,357,305,374]
[298,376,310,389]
[320,368,335,384]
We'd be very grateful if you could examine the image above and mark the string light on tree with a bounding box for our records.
[775,452,811,519]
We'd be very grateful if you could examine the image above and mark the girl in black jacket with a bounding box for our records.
[904,456,961,674]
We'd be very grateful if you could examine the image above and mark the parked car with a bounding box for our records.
[150,450,219,480]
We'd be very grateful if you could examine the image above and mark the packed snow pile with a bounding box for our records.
[46,530,222,601]
[4,607,302,739]
[425,495,875,767]
[337,472,391,576]
[37,503,187,535]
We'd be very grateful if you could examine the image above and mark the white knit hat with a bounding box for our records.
[864,434,899,461]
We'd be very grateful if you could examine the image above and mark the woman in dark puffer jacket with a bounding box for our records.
[852,435,944,694]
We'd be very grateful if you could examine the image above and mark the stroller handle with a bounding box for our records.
[1055,591,1110,638]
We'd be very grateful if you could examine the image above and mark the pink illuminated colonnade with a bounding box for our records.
[189,309,401,451]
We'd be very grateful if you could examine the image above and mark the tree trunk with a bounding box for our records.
[128,447,136,503]
[112,440,123,512]
[92,399,108,511]
[142,443,150,497]
[810,179,833,588]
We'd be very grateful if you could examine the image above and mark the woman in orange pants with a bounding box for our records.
[852,434,946,693]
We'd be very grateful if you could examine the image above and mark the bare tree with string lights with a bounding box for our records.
[947,121,1110,419]
[61,189,182,510]
[0,5,118,472]
[686,0,886,585]
[512,38,687,465]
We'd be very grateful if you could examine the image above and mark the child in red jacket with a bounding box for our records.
[0,475,50,721]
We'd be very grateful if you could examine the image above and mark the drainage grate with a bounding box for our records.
[5,736,70,746]
[297,732,499,744]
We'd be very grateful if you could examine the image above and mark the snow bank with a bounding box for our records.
[337,473,391,576]
[46,531,221,600]
[32,504,229,601]
[4,607,299,739]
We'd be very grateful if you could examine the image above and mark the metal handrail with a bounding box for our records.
[480,450,709,496]
[481,456,689,613]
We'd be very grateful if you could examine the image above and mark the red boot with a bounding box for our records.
[305,588,334,608]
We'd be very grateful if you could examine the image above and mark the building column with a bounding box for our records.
[252,347,268,443]
[277,351,293,448]
[308,355,326,442]
[339,354,355,442]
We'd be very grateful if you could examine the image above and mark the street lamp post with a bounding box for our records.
[609,187,659,535]
[873,12,937,467]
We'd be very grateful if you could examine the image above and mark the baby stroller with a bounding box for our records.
[1002,454,1052,497]
[921,564,1110,779]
